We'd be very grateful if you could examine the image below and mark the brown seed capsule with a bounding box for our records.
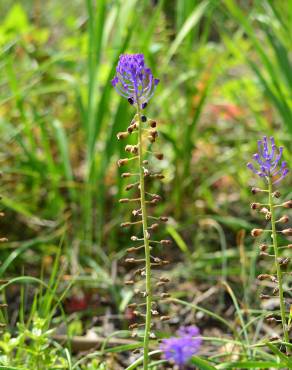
[282,200,292,208]
[127,247,137,253]
[259,244,268,251]
[278,215,289,224]
[143,160,149,165]
[160,277,170,282]
[161,239,172,246]
[272,191,281,198]
[125,184,134,191]
[132,348,140,354]
[121,222,131,228]
[149,120,157,128]
[160,216,168,222]
[117,159,128,167]
[259,294,270,300]
[251,229,263,237]
[278,257,290,266]
[129,323,138,329]
[251,203,261,210]
[273,287,279,295]
[150,223,159,231]
[155,153,164,160]
[125,280,135,285]
[266,317,277,324]
[282,228,292,236]
[121,172,131,178]
[161,293,171,298]
[251,187,262,194]
[148,135,155,143]
[160,316,171,321]
[265,212,271,221]
[125,145,132,152]
[119,198,129,203]
[257,274,271,280]
[117,131,129,140]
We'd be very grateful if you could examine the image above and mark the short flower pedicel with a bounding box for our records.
[248,136,291,353]
[113,54,171,369]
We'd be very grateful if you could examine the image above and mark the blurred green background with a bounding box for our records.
[0,0,291,307]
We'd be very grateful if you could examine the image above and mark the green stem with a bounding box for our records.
[268,177,289,354]
[136,99,152,369]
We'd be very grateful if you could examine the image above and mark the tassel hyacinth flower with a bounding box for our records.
[112,54,171,368]
[248,136,291,353]
[160,326,202,368]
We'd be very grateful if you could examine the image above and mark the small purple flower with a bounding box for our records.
[247,136,289,184]
[160,326,202,366]
[111,54,159,107]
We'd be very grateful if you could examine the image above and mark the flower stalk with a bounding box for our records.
[248,136,290,354]
[136,98,152,368]
[268,177,290,353]
[112,53,170,368]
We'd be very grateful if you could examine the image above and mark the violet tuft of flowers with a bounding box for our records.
[247,136,289,184]
[111,54,159,108]
[160,325,202,366]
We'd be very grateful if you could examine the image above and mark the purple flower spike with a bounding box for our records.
[160,325,202,366]
[247,136,289,184]
[111,54,159,107]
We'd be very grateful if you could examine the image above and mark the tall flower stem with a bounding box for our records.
[268,177,289,353]
[136,98,152,369]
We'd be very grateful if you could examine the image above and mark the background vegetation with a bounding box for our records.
[0,0,291,368]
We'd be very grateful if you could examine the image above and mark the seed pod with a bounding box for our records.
[160,316,170,321]
[272,191,281,198]
[259,294,270,300]
[251,203,261,210]
[160,216,168,222]
[149,120,157,128]
[129,323,138,329]
[121,172,131,178]
[278,257,290,266]
[120,222,131,227]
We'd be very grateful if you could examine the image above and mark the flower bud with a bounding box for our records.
[251,228,263,237]
[155,153,164,160]
[282,200,292,208]
[277,215,289,224]
[281,228,292,236]
[161,239,172,246]
[117,131,129,140]
[251,187,262,194]
[117,159,128,167]
[119,198,129,203]
[259,243,268,251]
